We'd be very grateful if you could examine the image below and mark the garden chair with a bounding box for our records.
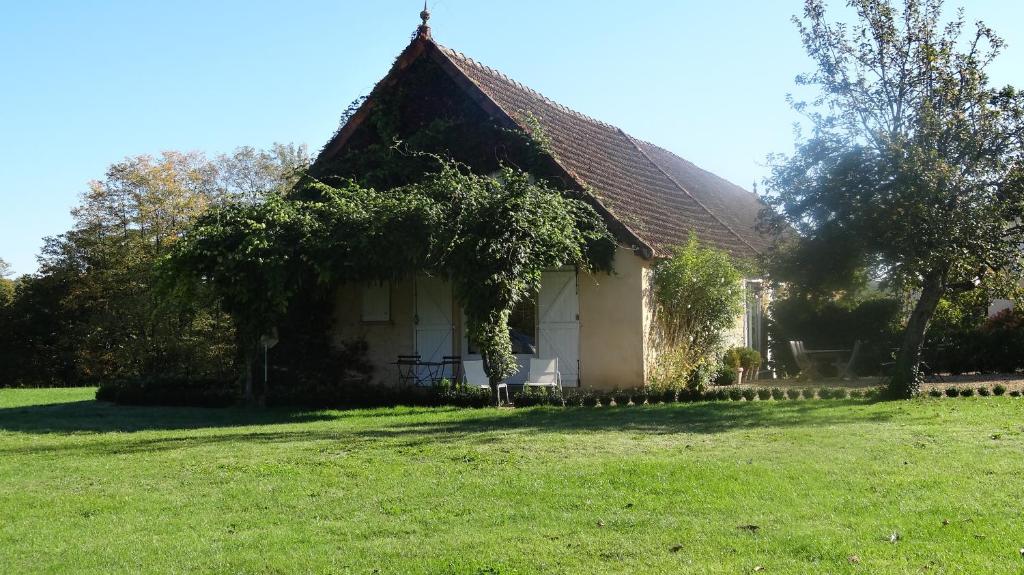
[396,355,421,386]
[524,358,562,394]
[463,359,508,405]
[437,355,462,385]
[789,341,814,377]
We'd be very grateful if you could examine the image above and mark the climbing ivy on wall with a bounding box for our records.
[164,160,615,397]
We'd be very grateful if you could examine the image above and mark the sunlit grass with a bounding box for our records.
[1,388,1022,574]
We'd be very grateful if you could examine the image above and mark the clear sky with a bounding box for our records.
[1,1,1021,276]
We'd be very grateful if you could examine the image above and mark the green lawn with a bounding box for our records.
[1,389,1023,574]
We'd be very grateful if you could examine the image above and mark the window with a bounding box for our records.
[361,281,390,322]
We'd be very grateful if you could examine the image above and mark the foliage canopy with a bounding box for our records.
[165,161,615,395]
[765,0,1024,397]
[649,237,744,390]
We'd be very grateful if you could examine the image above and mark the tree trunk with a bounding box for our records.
[888,270,946,398]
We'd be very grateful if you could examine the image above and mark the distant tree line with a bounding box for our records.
[0,145,310,387]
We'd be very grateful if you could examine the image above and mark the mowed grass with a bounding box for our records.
[1,389,1023,574]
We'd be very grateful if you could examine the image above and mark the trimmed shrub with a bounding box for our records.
[561,388,583,407]
[714,366,739,386]
[945,386,960,398]
[993,384,1007,396]
[612,390,631,406]
[927,388,943,398]
[598,392,614,407]
[786,388,801,400]
[831,388,849,399]
[1010,390,1022,398]
[582,393,599,407]
[96,376,237,408]
[728,388,743,401]
[741,388,756,401]
[817,388,832,400]
[977,386,991,397]
[632,389,649,406]
[801,388,816,400]
[659,388,677,403]
[959,387,975,397]
[849,389,864,399]
[771,387,785,400]
[756,388,772,401]
[713,388,729,401]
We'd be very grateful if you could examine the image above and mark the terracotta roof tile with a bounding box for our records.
[433,44,768,258]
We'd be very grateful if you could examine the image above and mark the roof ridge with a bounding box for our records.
[622,131,759,255]
[436,42,618,130]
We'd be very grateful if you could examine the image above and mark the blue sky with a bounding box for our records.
[1,1,1021,276]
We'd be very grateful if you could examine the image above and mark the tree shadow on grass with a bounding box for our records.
[0,398,897,456]
[348,400,897,448]
[0,399,433,435]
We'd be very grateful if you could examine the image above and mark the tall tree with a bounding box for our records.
[0,258,13,307]
[766,0,1024,397]
[0,145,309,388]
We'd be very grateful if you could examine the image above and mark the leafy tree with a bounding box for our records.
[0,145,307,388]
[162,194,323,400]
[765,0,1024,397]
[0,258,13,308]
[649,237,745,391]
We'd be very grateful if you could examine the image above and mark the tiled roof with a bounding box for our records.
[432,43,768,259]
[318,37,771,259]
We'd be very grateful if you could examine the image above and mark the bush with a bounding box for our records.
[817,388,832,400]
[713,389,729,401]
[786,388,801,400]
[612,390,631,406]
[945,386,959,398]
[714,366,739,386]
[599,392,614,406]
[959,387,974,397]
[96,375,237,407]
[741,388,756,401]
[632,388,649,406]
[757,388,772,401]
[771,387,785,400]
[737,348,762,376]
[977,386,991,397]
[561,388,584,407]
[516,386,566,407]
[849,389,864,399]
[992,384,1007,396]
[1010,390,1022,398]
[659,388,677,403]
[831,388,849,399]
[728,388,743,401]
[650,238,744,388]
[927,388,943,397]
[801,388,816,400]
[583,392,599,407]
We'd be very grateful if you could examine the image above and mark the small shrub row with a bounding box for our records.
[542,385,878,407]
[933,384,1017,399]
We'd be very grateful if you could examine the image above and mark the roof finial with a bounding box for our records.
[417,1,431,39]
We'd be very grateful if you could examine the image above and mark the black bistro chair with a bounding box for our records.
[438,355,462,385]
[396,355,421,387]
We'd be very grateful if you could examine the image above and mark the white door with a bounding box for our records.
[415,275,453,381]
[538,270,580,386]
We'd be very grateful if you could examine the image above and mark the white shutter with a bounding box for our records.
[538,270,580,386]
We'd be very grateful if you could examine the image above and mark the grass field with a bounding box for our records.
[1,388,1023,574]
